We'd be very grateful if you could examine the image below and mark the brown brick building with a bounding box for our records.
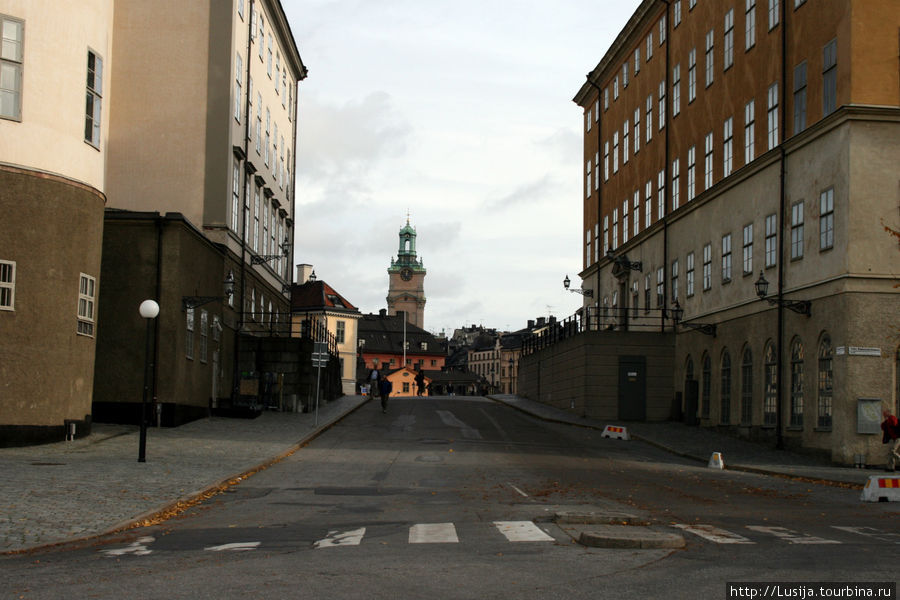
[573,0,899,463]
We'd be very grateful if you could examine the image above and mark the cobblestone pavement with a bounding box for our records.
[2,394,886,555]
[0,395,368,554]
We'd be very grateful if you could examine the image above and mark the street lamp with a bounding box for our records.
[182,271,236,310]
[563,275,593,297]
[670,300,717,337]
[754,271,811,316]
[138,299,160,463]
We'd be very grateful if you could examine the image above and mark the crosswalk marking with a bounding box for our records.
[409,523,459,544]
[205,542,260,552]
[101,536,155,557]
[313,527,366,549]
[831,526,900,544]
[673,524,753,544]
[744,526,840,544]
[493,521,555,542]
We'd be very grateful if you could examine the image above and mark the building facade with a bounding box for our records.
[573,0,900,463]
[0,1,113,444]
[387,219,427,329]
[358,311,446,379]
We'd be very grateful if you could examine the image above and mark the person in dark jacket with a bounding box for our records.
[379,377,393,414]
[415,369,426,396]
[881,408,900,472]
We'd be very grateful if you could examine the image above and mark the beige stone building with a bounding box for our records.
[573,0,899,464]
[0,0,113,444]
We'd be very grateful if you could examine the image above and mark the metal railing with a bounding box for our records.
[521,306,672,356]
[240,314,339,355]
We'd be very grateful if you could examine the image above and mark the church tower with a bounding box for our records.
[387,218,426,329]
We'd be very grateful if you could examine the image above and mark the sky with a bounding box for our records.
[282,0,640,337]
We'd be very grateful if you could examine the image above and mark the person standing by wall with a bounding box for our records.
[882,408,900,472]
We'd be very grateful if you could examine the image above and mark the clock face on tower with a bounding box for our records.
[400,267,413,281]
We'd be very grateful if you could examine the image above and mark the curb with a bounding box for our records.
[577,525,686,550]
[2,397,371,556]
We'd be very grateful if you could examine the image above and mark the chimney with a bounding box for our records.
[537,317,546,327]
[379,308,387,317]
[296,263,313,284]
[527,320,535,329]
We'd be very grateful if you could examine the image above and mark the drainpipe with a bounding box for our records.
[585,77,603,316]
[774,0,788,450]
[661,0,671,334]
[153,213,163,421]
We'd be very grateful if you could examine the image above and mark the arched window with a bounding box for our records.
[764,342,777,426]
[790,337,804,428]
[720,350,732,424]
[817,335,833,429]
[741,347,753,425]
[701,353,711,418]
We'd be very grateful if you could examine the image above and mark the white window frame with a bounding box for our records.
[0,260,15,310]
[705,29,714,88]
[819,187,834,251]
[658,80,666,130]
[791,201,804,260]
[674,0,682,27]
[745,0,757,51]
[724,9,735,70]
[0,14,24,121]
[702,243,712,291]
[657,170,665,220]
[85,50,103,147]
[671,158,680,210]
[767,82,779,150]
[646,94,653,143]
[645,180,652,229]
[744,99,756,164]
[765,213,777,267]
[722,233,733,283]
[622,200,629,244]
[768,0,779,30]
[77,273,96,337]
[688,48,697,102]
[234,52,242,122]
[687,146,696,201]
[623,120,630,163]
[633,108,640,154]
[186,307,195,358]
[743,223,754,275]
[686,252,695,297]
[672,64,681,116]
[704,131,714,191]
[723,117,734,177]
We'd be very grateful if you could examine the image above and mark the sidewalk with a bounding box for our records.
[489,394,876,488]
[0,395,369,555]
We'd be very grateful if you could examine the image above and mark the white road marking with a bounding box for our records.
[672,524,754,544]
[101,536,155,556]
[746,526,840,544]
[508,483,529,498]
[313,527,366,549]
[494,521,554,542]
[436,410,482,439]
[205,542,261,552]
[409,523,459,544]
[831,526,900,544]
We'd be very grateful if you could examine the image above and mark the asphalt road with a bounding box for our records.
[4,396,898,600]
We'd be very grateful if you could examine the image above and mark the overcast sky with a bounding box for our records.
[283,0,639,337]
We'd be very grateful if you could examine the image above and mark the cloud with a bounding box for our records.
[483,176,555,213]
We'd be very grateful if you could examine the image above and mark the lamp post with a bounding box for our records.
[138,299,160,463]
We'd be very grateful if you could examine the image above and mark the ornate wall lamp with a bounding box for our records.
[670,300,717,337]
[182,271,236,310]
[754,271,811,316]
[251,236,292,265]
[563,275,593,297]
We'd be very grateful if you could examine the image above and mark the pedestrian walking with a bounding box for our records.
[379,377,392,413]
[415,369,426,397]
[369,366,380,402]
[881,408,900,472]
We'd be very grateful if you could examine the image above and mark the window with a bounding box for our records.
[256,93,262,153]
[790,338,804,428]
[633,191,640,237]
[744,99,755,164]
[200,310,208,363]
[724,9,735,70]
[671,158,680,210]
[767,82,779,150]
[686,252,695,297]
[185,307,194,358]
[687,145,696,200]
[817,336,833,429]
[595,99,600,122]
[645,180,652,229]
[723,117,734,176]
[267,33,273,77]
[586,229,591,265]
[227,271,234,307]
[702,243,712,290]
[632,281,640,318]
[768,0,779,30]
[76,273,97,337]
[594,151,599,190]
[243,178,251,244]
[613,131,619,173]
[674,0,682,27]
[689,0,697,9]
[336,321,346,344]
[741,348,753,425]
[647,33,654,60]
[0,15,24,120]
[793,61,807,134]
[585,109,592,133]
[265,108,270,166]
[721,351,732,424]
[704,132,714,190]
[820,187,834,250]
[603,141,610,180]
[85,51,103,146]
[0,260,15,310]
[742,223,753,275]
[213,315,221,341]
[823,39,837,116]
[614,75,619,100]
[702,354,711,418]
[634,48,640,74]
[633,108,640,154]
[659,14,667,43]
[646,94,653,143]
[622,200,629,244]
[262,200,269,255]
[604,87,609,110]
[658,79,666,131]
[672,64,681,116]
[705,30,714,88]
[623,61,629,88]
[585,161,591,199]
[671,259,680,302]
[764,342,777,425]
[745,0,756,50]
[791,201,804,259]
[258,15,265,59]
[238,0,245,19]
[765,213,777,267]
[656,267,665,307]
[612,208,619,249]
[688,49,697,102]
[644,274,651,312]
[623,121,630,163]
[594,223,600,262]
[234,53,242,122]
[657,170,665,219]
[722,233,732,282]
[603,216,609,254]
